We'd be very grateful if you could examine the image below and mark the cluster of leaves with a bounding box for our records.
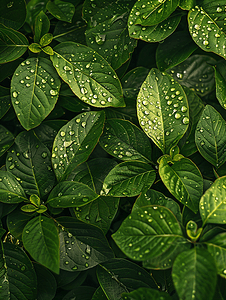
[1,0,226,299]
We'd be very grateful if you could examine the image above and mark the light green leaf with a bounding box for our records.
[50,42,125,108]
[101,161,156,197]
[188,6,226,59]
[156,31,198,71]
[202,1,226,33]
[42,46,54,55]
[128,12,181,43]
[179,0,195,10]
[3,242,37,299]
[99,119,152,163]
[0,125,14,157]
[47,181,99,207]
[168,54,216,96]
[0,170,27,203]
[137,68,189,154]
[84,0,137,70]
[28,43,42,53]
[172,247,217,300]
[129,0,179,27]
[6,131,55,198]
[40,33,53,47]
[159,156,203,213]
[11,57,61,130]
[0,24,28,64]
[0,0,26,30]
[112,206,186,263]
[199,176,226,226]
[214,61,226,110]
[47,0,75,23]
[195,105,226,168]
[34,10,50,43]
[22,215,60,274]
[52,111,105,182]
[21,204,38,213]
[122,287,172,300]
[30,194,40,207]
[57,216,114,271]
[205,232,226,278]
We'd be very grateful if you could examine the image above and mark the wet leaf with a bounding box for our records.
[0,125,14,157]
[51,42,124,107]
[179,0,195,10]
[51,111,105,182]
[195,105,226,168]
[22,215,60,274]
[11,57,61,130]
[214,61,226,110]
[99,119,152,163]
[101,161,156,197]
[0,86,11,119]
[47,0,75,23]
[122,287,173,300]
[137,68,189,154]
[0,0,26,30]
[34,10,50,43]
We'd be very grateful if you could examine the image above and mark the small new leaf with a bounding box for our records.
[28,43,42,53]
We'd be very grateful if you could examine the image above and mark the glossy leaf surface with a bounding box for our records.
[0,0,26,30]
[215,61,226,110]
[47,0,75,23]
[0,86,11,119]
[0,125,14,157]
[51,42,125,108]
[137,68,189,154]
[122,287,172,300]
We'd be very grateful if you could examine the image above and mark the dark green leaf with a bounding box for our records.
[172,247,217,300]
[26,0,48,27]
[188,6,226,59]
[92,286,108,300]
[159,156,203,213]
[0,86,11,119]
[6,131,55,198]
[4,242,37,299]
[195,105,226,168]
[0,24,28,64]
[57,216,114,271]
[156,31,198,71]
[0,170,27,203]
[0,241,9,299]
[200,176,226,226]
[47,181,99,207]
[99,119,152,163]
[0,0,26,30]
[51,42,125,108]
[122,287,172,300]
[137,68,189,154]
[97,258,157,300]
[101,161,156,197]
[11,57,61,130]
[214,61,226,110]
[112,206,186,263]
[34,11,50,43]
[168,54,216,96]
[0,125,14,157]
[62,286,96,300]
[0,58,23,83]
[52,111,105,181]
[22,215,60,274]
[47,0,75,23]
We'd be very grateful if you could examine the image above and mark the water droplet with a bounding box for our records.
[76,118,81,123]
[175,113,181,119]
[217,7,223,12]
[85,263,89,268]
[81,87,87,94]
[63,66,71,71]
[7,1,14,8]
[21,266,26,271]
[50,90,58,96]
[203,40,209,46]
[181,106,187,112]
[41,152,47,158]
[81,121,86,128]
[60,131,65,137]
[182,117,189,124]
[72,265,78,270]
[25,230,29,234]
[12,91,18,98]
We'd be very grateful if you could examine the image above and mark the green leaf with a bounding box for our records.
[0,58,23,83]
[199,176,226,226]
[52,111,105,181]
[28,43,42,53]
[62,286,96,300]
[30,194,40,207]
[47,181,99,207]
[6,131,55,198]
[0,241,9,299]
[179,0,195,10]
[168,54,216,96]
[101,161,156,197]
[188,6,226,59]
[11,57,61,130]
[133,189,182,223]
[129,0,179,27]
[128,12,182,43]
[22,215,60,274]
[195,105,226,168]
[214,61,226,110]
[202,1,226,33]
[0,170,27,203]
[137,68,189,154]
[0,86,11,119]
[122,287,172,300]
[159,156,203,213]
[112,206,186,263]
[156,31,198,71]
[40,33,53,47]
[50,42,125,108]
[0,125,14,157]
[99,119,152,163]
[84,0,137,70]
[34,10,50,43]
[97,258,157,300]
[205,232,226,278]
[57,216,114,271]
[21,204,38,213]
[172,247,217,300]
[26,0,48,27]
[42,46,54,55]
[3,242,37,299]
[92,287,108,300]
[0,0,26,30]
[47,0,75,23]
[0,24,28,64]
